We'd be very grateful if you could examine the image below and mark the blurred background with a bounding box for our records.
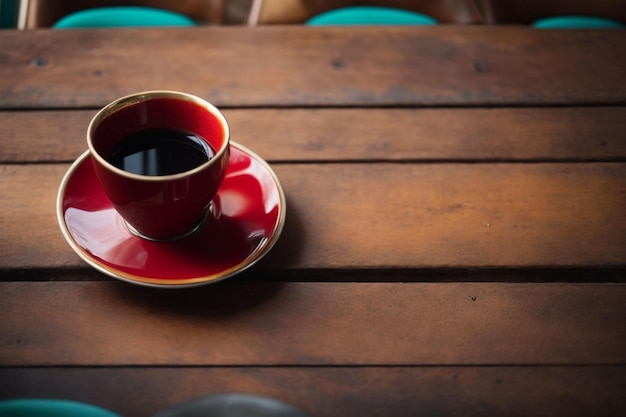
[1,1,625,30]
[0,0,255,28]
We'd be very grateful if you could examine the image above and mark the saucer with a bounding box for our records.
[57,142,286,288]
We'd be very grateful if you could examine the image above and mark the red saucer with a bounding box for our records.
[57,142,286,288]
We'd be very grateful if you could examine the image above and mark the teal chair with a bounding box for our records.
[484,0,626,28]
[0,0,18,28]
[53,6,195,29]
[247,0,484,26]
[532,15,624,29]
[0,399,122,417]
[306,6,436,26]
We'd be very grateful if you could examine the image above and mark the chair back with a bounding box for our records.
[248,0,486,25]
[1,0,18,28]
[477,0,626,25]
[18,0,224,29]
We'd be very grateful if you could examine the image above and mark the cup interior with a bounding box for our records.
[89,92,228,176]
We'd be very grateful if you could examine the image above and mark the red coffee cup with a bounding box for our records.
[87,91,230,241]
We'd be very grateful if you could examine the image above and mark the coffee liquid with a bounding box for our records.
[108,128,214,176]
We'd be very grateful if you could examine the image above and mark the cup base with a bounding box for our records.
[124,205,212,242]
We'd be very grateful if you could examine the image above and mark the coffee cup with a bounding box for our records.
[87,91,230,241]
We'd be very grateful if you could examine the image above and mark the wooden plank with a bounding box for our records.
[2,107,626,163]
[1,366,625,417]
[1,282,625,366]
[1,162,625,270]
[0,27,625,108]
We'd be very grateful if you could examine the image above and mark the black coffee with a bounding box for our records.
[108,128,214,176]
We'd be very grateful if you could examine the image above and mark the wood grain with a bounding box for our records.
[1,366,625,417]
[1,281,625,366]
[1,27,625,108]
[1,162,625,270]
[1,25,625,415]
[2,107,626,163]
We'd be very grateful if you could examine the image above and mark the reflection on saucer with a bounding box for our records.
[66,207,148,269]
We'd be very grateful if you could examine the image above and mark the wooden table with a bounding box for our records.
[1,26,625,417]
